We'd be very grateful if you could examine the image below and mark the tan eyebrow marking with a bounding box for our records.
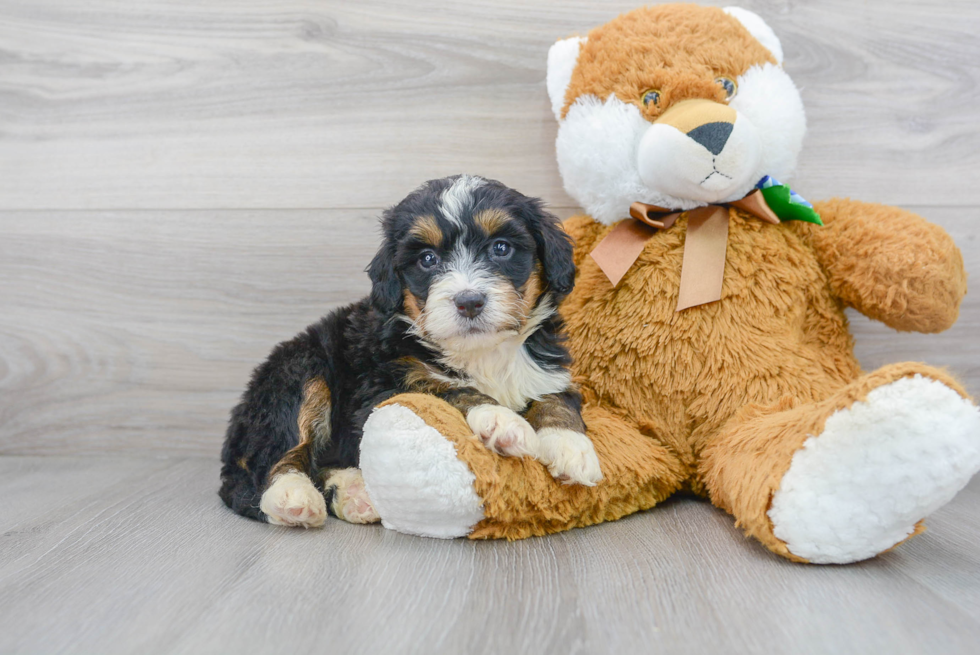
[407,214,444,247]
[473,208,513,235]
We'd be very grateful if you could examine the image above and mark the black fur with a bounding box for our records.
[219,176,580,522]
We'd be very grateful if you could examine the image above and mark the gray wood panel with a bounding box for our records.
[1,207,977,456]
[2,0,978,454]
[1,1,979,651]
[0,0,978,210]
[0,455,978,655]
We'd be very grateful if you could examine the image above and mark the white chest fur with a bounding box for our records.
[439,335,571,411]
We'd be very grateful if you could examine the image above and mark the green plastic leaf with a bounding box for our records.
[760,185,823,226]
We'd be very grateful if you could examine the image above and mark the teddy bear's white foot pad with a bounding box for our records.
[359,404,484,539]
[768,375,980,564]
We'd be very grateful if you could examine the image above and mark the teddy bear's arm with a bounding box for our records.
[562,215,608,269]
[805,198,967,333]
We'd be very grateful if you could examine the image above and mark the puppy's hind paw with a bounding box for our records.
[466,404,540,458]
[260,471,327,528]
[324,468,380,524]
[537,428,603,486]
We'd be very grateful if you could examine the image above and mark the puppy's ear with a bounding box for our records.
[525,201,575,299]
[367,235,402,315]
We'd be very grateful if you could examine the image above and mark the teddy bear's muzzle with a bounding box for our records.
[636,99,762,203]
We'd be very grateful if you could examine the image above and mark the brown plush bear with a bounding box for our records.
[357,3,980,564]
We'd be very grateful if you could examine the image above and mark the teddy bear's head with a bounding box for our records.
[547,4,805,224]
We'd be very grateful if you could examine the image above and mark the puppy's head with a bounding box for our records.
[368,175,574,349]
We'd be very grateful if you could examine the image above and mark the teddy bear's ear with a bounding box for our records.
[723,7,784,65]
[546,36,587,120]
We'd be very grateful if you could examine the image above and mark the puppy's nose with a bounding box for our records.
[686,122,733,156]
[454,291,486,319]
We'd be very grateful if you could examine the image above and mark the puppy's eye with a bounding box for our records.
[715,76,737,101]
[641,89,661,108]
[418,250,441,270]
[490,240,512,259]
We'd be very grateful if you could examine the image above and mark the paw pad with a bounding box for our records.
[259,471,327,529]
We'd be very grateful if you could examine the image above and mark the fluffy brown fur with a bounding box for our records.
[380,200,967,551]
[376,393,684,539]
[701,362,967,561]
[561,5,774,119]
[368,6,970,557]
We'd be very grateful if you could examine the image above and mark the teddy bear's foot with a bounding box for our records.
[768,374,980,563]
[259,471,327,528]
[359,403,484,538]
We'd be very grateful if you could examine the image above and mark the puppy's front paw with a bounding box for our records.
[537,428,603,486]
[467,404,539,457]
[324,468,380,524]
[260,471,327,528]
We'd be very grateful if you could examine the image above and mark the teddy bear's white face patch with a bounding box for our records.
[554,62,806,225]
[636,110,763,203]
[555,95,655,226]
[728,63,807,190]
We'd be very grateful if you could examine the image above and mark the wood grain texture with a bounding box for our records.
[0,0,978,210]
[1,207,977,456]
[1,2,979,653]
[0,456,978,655]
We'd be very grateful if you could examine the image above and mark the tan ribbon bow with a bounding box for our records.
[588,189,781,311]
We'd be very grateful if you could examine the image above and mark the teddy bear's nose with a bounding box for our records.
[687,122,734,156]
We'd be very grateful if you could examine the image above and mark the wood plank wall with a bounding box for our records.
[1,0,978,456]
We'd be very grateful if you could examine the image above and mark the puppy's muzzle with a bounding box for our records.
[454,290,487,319]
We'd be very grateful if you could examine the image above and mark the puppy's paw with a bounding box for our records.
[537,428,603,486]
[467,404,540,457]
[324,468,380,524]
[260,471,327,528]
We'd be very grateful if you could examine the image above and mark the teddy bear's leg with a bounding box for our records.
[700,363,980,564]
[359,393,688,540]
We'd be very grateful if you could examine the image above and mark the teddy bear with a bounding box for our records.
[356,3,980,564]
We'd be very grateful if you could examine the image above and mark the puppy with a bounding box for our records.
[219,175,602,528]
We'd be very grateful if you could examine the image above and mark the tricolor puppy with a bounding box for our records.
[220,175,602,528]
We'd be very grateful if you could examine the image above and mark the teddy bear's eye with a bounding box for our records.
[715,76,737,101]
[641,89,661,108]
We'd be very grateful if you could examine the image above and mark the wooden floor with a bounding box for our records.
[2,0,979,653]
[1,456,979,655]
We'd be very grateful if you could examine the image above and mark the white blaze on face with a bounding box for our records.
[439,175,485,229]
[417,243,519,348]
